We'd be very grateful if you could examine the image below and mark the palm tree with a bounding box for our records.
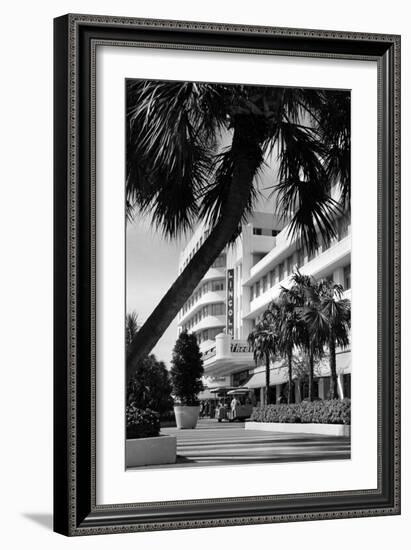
[248,316,278,405]
[303,280,351,399]
[265,293,303,405]
[276,292,306,404]
[126,81,350,379]
[125,311,139,350]
[285,271,325,401]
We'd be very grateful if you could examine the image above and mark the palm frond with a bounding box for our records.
[316,90,351,206]
[126,80,229,237]
[271,119,342,252]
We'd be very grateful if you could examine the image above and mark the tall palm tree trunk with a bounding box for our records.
[287,350,293,404]
[308,349,314,402]
[127,130,263,381]
[328,334,338,399]
[265,351,271,405]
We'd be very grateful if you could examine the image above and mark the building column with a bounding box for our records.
[215,332,231,358]
[337,374,344,399]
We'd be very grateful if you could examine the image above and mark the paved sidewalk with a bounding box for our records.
[160,418,350,467]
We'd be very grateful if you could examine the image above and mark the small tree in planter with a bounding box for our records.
[170,331,204,429]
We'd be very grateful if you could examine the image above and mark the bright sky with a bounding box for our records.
[126,216,190,367]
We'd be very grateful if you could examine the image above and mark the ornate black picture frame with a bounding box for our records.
[53,14,401,536]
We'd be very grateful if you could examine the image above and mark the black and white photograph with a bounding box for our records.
[125,80,352,469]
[0,0,405,544]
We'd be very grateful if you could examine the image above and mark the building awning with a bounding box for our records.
[246,367,289,389]
[243,351,351,390]
[316,351,351,377]
[336,351,351,373]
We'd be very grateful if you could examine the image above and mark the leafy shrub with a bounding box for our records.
[127,354,174,417]
[126,404,160,439]
[250,399,351,425]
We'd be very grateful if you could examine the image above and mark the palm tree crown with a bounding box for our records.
[299,278,350,399]
[125,311,139,349]
[127,82,349,248]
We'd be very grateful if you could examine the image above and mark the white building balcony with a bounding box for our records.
[247,228,295,284]
[297,235,351,281]
[179,290,225,325]
[201,266,226,282]
[190,315,226,333]
[244,235,351,319]
[246,215,351,286]
[250,234,277,254]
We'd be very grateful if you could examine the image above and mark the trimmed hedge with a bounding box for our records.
[250,399,351,425]
[126,404,161,439]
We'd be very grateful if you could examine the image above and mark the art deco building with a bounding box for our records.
[177,186,351,406]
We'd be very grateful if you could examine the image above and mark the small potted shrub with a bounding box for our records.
[170,331,204,429]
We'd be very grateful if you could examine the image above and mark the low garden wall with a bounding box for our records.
[246,399,351,437]
[125,405,178,467]
[126,435,177,467]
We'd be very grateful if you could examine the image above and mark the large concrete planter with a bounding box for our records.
[245,421,350,437]
[174,405,200,429]
[126,434,176,467]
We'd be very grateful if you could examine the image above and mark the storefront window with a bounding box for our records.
[343,373,351,398]
[301,378,319,400]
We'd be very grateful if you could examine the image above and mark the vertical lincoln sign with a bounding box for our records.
[226,269,234,336]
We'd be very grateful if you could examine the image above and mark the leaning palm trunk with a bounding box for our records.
[287,350,293,404]
[308,350,314,402]
[127,132,262,381]
[265,351,271,405]
[328,334,339,399]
